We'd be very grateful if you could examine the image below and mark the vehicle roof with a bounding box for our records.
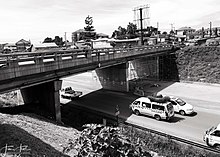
[134,97,170,105]
[135,97,151,103]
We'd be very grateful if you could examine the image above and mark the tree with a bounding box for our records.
[111,30,119,38]
[169,30,175,35]
[127,22,138,39]
[215,27,218,36]
[62,124,153,157]
[162,31,167,35]
[84,15,96,40]
[112,26,127,39]
[43,37,53,43]
[43,36,64,47]
[54,36,64,47]
[201,27,205,38]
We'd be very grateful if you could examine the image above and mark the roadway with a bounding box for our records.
[60,71,220,146]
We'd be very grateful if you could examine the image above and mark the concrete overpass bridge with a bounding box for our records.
[0,45,177,122]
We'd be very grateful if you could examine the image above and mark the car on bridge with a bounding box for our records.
[204,123,220,150]
[60,87,82,100]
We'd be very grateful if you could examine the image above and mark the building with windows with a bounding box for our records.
[176,27,196,41]
[16,39,31,51]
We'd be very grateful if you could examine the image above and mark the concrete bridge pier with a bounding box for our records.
[95,63,129,92]
[20,80,62,123]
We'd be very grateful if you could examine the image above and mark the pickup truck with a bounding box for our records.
[60,87,82,100]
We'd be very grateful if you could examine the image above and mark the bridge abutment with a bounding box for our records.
[128,56,160,80]
[95,63,129,92]
[20,80,62,123]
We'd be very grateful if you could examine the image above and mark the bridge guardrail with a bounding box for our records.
[0,45,174,82]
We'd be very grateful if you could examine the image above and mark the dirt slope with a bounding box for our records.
[0,112,79,156]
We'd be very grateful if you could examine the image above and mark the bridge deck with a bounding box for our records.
[0,45,174,92]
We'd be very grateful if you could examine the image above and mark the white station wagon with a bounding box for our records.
[169,96,194,115]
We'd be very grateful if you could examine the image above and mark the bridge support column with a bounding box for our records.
[95,63,129,92]
[20,80,62,123]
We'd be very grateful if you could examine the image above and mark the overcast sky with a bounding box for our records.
[0,0,220,44]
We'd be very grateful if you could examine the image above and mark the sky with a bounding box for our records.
[0,0,220,44]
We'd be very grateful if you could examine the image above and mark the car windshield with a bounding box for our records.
[207,126,217,133]
[176,98,186,106]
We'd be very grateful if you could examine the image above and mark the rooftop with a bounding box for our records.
[177,27,195,31]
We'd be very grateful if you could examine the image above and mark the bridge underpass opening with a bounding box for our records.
[61,71,102,98]
[20,80,62,123]
[61,56,162,99]
[61,63,130,99]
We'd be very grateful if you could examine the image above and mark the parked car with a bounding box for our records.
[60,87,82,100]
[129,97,174,121]
[204,123,220,149]
[168,96,194,115]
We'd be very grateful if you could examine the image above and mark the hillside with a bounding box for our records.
[0,112,80,156]
[175,46,220,83]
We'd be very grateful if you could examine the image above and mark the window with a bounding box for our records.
[170,100,177,105]
[152,104,164,111]
[142,102,151,108]
[176,98,186,106]
[212,131,220,137]
[133,101,140,106]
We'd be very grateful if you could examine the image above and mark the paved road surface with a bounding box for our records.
[60,71,220,145]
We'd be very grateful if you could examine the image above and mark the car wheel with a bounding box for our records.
[134,110,140,116]
[206,138,210,146]
[154,115,161,121]
[215,144,220,150]
[179,110,185,115]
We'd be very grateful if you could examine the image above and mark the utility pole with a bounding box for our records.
[209,22,212,37]
[133,5,150,46]
[64,32,67,48]
[157,22,159,43]
[170,23,174,31]
[139,8,144,45]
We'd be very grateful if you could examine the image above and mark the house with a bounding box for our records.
[3,43,17,51]
[91,38,112,49]
[176,27,196,41]
[157,34,166,43]
[113,38,140,48]
[96,33,109,38]
[16,39,31,51]
[72,29,96,42]
[32,42,59,51]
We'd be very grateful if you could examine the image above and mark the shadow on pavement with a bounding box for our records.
[168,116,185,123]
[185,112,198,117]
[129,79,177,97]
